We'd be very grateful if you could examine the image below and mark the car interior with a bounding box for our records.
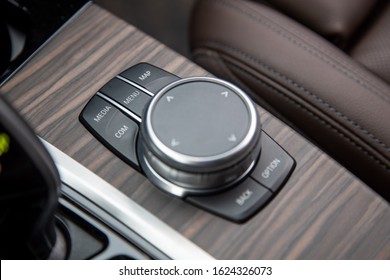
[0,0,389,260]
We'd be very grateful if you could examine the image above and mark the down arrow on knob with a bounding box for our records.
[171,138,180,147]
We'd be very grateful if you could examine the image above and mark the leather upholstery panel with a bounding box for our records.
[191,0,390,199]
[261,0,379,48]
[351,2,390,84]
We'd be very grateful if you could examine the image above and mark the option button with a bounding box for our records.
[250,132,295,193]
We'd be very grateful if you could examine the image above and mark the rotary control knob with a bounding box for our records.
[137,77,261,197]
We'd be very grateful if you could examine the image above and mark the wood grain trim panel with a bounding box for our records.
[1,4,389,259]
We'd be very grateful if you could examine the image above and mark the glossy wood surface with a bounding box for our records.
[1,4,390,259]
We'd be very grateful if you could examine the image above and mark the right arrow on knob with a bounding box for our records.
[221,91,229,98]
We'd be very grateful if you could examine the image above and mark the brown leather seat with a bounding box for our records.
[190,0,390,201]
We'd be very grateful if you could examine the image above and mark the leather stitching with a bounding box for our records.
[198,41,390,154]
[193,50,390,171]
[205,0,390,103]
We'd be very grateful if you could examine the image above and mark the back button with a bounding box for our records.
[186,178,272,223]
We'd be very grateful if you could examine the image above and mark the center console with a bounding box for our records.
[80,63,295,222]
[1,4,389,259]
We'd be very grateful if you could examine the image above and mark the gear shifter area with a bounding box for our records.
[0,95,212,260]
[0,97,62,259]
[80,63,296,222]
[0,96,137,259]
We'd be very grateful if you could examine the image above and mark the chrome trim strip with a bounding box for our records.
[116,75,155,97]
[41,139,214,260]
[96,92,142,123]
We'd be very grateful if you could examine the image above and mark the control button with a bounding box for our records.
[80,96,139,168]
[186,178,272,223]
[250,132,295,193]
[138,77,261,197]
[99,77,151,119]
[119,63,179,93]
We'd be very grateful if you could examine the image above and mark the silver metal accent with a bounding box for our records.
[41,139,214,260]
[144,77,260,170]
[96,92,142,123]
[116,75,155,97]
[138,136,260,197]
[138,143,258,197]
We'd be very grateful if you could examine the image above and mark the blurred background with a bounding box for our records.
[95,0,196,58]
